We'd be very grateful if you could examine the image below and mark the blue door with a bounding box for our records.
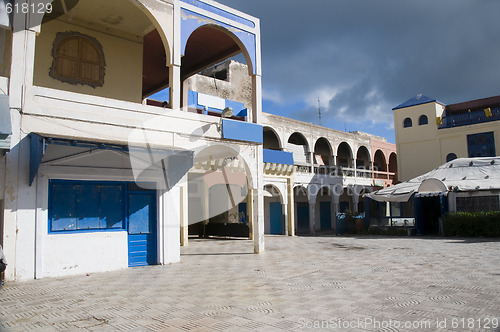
[128,192,157,267]
[320,201,331,230]
[270,202,283,235]
[238,202,247,224]
[297,202,309,231]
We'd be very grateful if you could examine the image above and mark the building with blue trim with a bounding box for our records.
[0,0,398,281]
[0,0,265,281]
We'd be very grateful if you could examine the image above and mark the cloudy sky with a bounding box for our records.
[215,0,500,143]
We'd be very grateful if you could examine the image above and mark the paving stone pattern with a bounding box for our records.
[1,236,499,331]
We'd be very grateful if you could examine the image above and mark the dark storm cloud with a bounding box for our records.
[216,0,500,127]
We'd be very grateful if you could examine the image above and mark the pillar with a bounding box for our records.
[169,64,181,111]
[180,183,188,246]
[308,198,316,234]
[287,178,295,236]
[247,191,253,240]
[352,191,360,213]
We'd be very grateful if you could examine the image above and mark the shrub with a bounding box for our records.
[443,211,500,237]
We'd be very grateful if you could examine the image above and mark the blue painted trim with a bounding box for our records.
[236,109,248,117]
[263,149,294,165]
[181,8,257,75]
[48,180,156,234]
[222,119,263,144]
[180,0,255,28]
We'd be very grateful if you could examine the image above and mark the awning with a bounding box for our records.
[365,156,500,203]
[29,134,194,190]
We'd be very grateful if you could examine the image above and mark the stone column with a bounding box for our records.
[308,197,316,234]
[180,183,188,246]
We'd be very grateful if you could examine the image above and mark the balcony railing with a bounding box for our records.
[439,107,500,129]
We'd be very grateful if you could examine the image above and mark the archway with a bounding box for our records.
[374,150,388,174]
[314,137,333,167]
[288,133,310,170]
[264,184,284,235]
[33,0,172,104]
[263,127,281,151]
[337,142,353,170]
[356,146,371,177]
[389,152,398,183]
[294,185,309,233]
[187,145,253,239]
[316,186,333,230]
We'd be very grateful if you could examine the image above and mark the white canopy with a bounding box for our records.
[366,157,500,202]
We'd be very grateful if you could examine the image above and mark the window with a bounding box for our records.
[50,181,124,232]
[467,132,496,158]
[456,195,499,212]
[403,117,412,128]
[418,115,428,125]
[446,153,457,162]
[50,32,105,87]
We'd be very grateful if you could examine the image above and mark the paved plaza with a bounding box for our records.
[1,235,499,331]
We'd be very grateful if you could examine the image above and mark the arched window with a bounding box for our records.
[50,32,105,87]
[446,153,457,162]
[403,117,412,128]
[418,115,428,125]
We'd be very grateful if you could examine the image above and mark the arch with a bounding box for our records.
[35,0,173,101]
[293,185,310,233]
[192,144,256,189]
[356,146,371,170]
[446,153,457,162]
[336,142,353,168]
[182,23,255,78]
[263,126,282,151]
[418,114,428,125]
[314,137,333,166]
[263,183,284,203]
[264,184,285,235]
[36,0,172,65]
[403,117,412,128]
[288,132,310,165]
[373,149,387,172]
[188,144,254,228]
[389,152,398,173]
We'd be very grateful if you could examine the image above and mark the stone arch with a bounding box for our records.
[337,141,354,168]
[34,0,172,65]
[192,143,256,190]
[263,126,282,150]
[373,149,387,172]
[182,23,255,77]
[314,137,333,166]
[356,145,371,170]
[263,183,285,203]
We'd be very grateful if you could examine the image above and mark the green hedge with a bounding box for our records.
[443,211,500,237]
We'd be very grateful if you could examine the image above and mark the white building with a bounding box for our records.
[0,0,397,281]
[0,0,264,281]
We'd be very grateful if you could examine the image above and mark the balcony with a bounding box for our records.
[439,107,500,129]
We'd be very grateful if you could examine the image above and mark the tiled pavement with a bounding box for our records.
[1,235,500,331]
